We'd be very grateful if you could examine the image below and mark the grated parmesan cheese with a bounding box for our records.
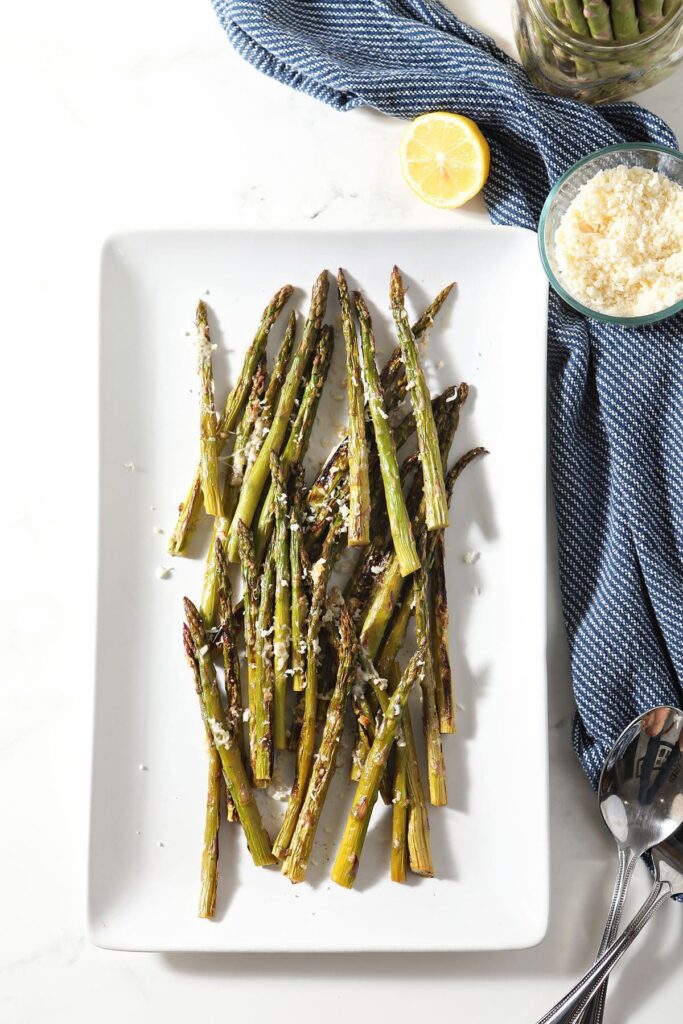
[554,165,683,317]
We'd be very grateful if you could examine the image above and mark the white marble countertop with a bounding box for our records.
[2,0,682,1020]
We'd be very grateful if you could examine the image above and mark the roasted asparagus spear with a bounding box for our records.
[272,453,291,750]
[390,266,448,531]
[169,284,293,555]
[184,599,276,867]
[355,290,419,577]
[196,300,222,517]
[331,646,425,889]
[226,271,329,562]
[283,601,357,882]
[339,268,370,547]
[183,628,222,916]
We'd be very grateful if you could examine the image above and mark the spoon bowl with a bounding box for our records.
[599,706,683,854]
[538,705,683,1024]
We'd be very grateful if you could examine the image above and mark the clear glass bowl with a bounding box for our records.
[513,0,683,104]
[538,143,683,326]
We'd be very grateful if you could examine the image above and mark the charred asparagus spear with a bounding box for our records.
[169,284,293,556]
[183,629,222,916]
[390,267,448,532]
[196,300,222,517]
[236,520,264,784]
[340,385,458,628]
[254,324,334,563]
[414,569,447,806]
[344,538,390,625]
[214,539,244,759]
[254,311,297,449]
[273,511,346,859]
[184,599,276,867]
[360,384,469,657]
[351,694,374,781]
[289,468,308,693]
[283,601,357,883]
[430,532,454,734]
[331,646,424,889]
[199,738,222,914]
[253,542,276,785]
[272,453,291,750]
[339,268,370,547]
[200,357,267,628]
[389,661,409,884]
[305,284,455,535]
[361,641,433,877]
[355,291,419,577]
[226,271,329,562]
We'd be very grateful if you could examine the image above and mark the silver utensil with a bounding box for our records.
[537,823,683,1024]
[578,706,683,1024]
[536,705,683,1024]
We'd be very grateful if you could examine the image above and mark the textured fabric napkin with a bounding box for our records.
[212,0,683,786]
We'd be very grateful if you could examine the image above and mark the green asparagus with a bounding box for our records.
[273,511,345,859]
[183,628,222,915]
[585,0,615,36]
[283,602,357,883]
[183,599,276,867]
[226,271,329,562]
[169,283,292,556]
[196,300,222,517]
[257,311,297,442]
[214,538,244,761]
[289,467,308,694]
[562,0,591,33]
[430,532,454,735]
[355,291,419,577]
[389,661,409,884]
[271,453,291,750]
[331,646,424,889]
[611,0,640,37]
[339,268,370,547]
[199,357,268,628]
[390,266,449,532]
[253,542,276,785]
[637,0,665,30]
[305,284,455,537]
[236,520,263,785]
[254,324,334,563]
[414,569,447,806]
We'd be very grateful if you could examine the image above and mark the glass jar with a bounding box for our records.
[513,0,683,104]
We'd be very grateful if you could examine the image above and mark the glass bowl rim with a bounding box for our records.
[538,143,683,326]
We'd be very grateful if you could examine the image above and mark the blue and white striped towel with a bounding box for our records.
[212,0,683,787]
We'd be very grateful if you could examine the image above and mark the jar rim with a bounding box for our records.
[528,0,683,53]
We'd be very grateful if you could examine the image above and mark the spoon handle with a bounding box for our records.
[534,880,671,1024]
[575,846,638,1024]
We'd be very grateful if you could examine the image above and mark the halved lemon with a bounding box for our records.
[400,112,490,209]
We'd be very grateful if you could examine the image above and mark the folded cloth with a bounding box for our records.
[213,0,683,786]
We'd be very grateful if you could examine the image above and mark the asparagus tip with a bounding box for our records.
[182,621,194,659]
[390,264,405,306]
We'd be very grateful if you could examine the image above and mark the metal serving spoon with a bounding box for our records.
[576,706,683,1024]
[537,823,683,1024]
[536,705,683,1024]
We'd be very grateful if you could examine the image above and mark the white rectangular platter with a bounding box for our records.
[89,228,548,952]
